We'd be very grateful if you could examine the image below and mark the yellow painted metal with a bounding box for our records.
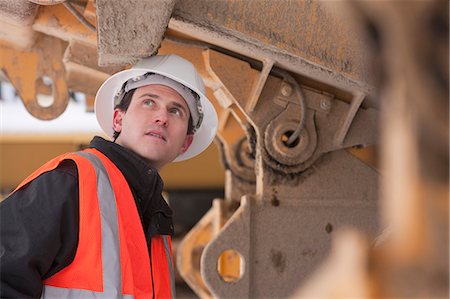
[32,3,96,45]
[177,198,243,298]
[63,39,113,100]
[176,203,216,299]
[217,249,242,283]
[1,2,111,118]
[83,0,97,25]
[0,35,69,120]
[85,95,95,112]
[348,146,378,169]
[206,50,260,115]
[217,108,248,157]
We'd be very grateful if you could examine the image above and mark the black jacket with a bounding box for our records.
[0,136,174,298]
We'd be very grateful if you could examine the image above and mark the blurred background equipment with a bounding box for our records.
[0,1,447,298]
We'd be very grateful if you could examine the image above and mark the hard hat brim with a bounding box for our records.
[94,67,218,162]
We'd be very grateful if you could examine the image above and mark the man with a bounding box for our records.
[0,54,218,298]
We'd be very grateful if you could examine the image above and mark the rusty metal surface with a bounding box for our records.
[202,150,379,298]
[194,43,379,297]
[167,19,376,114]
[172,0,371,84]
[206,50,378,174]
[0,0,38,49]
[0,0,38,24]
[96,0,176,66]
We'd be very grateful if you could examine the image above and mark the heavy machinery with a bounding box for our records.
[0,1,448,298]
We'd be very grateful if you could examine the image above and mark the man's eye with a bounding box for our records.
[143,99,155,106]
[170,108,182,116]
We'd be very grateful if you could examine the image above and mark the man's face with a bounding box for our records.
[113,84,193,169]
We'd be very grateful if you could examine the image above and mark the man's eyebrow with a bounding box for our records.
[139,93,160,99]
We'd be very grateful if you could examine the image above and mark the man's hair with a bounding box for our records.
[114,88,136,112]
[113,88,194,140]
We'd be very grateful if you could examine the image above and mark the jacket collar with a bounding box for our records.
[88,136,173,236]
[88,136,160,200]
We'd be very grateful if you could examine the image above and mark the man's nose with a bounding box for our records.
[154,110,168,127]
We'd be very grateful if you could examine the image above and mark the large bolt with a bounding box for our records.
[281,82,293,97]
[320,98,332,111]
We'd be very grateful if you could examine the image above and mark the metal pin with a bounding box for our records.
[320,98,332,111]
[281,82,293,97]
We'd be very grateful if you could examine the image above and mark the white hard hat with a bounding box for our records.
[95,54,218,162]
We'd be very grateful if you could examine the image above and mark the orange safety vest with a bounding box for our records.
[13,148,175,299]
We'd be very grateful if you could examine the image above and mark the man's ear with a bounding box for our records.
[112,109,124,133]
[179,134,194,155]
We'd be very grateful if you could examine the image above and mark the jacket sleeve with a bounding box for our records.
[0,160,79,298]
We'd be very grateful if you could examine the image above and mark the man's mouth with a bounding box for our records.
[146,131,166,142]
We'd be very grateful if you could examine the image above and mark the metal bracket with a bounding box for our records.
[0,35,69,120]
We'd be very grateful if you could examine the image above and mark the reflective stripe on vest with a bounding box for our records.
[12,149,176,299]
[42,151,127,298]
[162,235,175,298]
